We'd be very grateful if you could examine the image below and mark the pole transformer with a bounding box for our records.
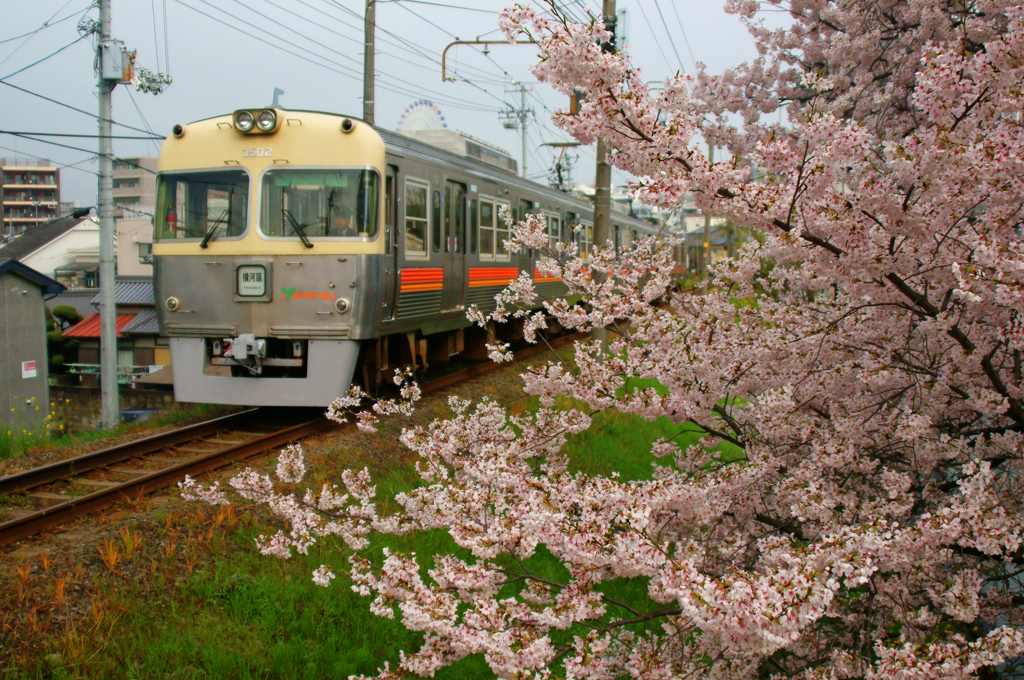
[363,0,375,125]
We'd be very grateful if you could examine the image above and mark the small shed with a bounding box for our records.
[0,259,65,429]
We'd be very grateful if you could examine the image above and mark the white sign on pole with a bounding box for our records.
[21,360,37,379]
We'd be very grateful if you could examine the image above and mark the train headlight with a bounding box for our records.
[165,296,180,312]
[234,111,255,132]
[334,297,351,314]
[256,109,277,131]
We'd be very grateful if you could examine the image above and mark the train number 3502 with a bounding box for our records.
[241,147,273,158]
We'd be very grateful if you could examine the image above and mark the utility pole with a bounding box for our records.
[94,0,170,429]
[702,145,714,292]
[97,0,118,429]
[592,0,615,351]
[501,82,533,178]
[363,0,375,125]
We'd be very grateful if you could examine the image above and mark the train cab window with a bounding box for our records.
[431,190,442,252]
[259,169,379,240]
[155,170,248,241]
[469,199,477,254]
[404,179,428,256]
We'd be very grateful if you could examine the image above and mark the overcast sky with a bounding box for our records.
[0,0,774,208]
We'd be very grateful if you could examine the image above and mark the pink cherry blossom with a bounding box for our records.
[182,1,1024,677]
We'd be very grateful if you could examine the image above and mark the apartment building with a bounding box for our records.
[112,157,157,219]
[1,157,60,236]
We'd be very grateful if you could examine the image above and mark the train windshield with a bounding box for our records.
[259,169,379,239]
[154,170,249,241]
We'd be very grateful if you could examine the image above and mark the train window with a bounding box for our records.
[496,200,510,260]
[547,215,560,250]
[259,169,379,240]
[565,212,579,244]
[479,198,494,260]
[155,170,248,241]
[384,173,394,254]
[431,190,442,252]
[404,179,428,256]
[469,199,477,254]
[579,221,592,259]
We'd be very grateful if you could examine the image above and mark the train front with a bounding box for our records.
[153,108,385,406]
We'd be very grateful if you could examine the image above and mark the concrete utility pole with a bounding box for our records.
[501,82,533,178]
[702,145,714,292]
[97,0,118,429]
[94,1,169,429]
[592,0,616,351]
[363,0,375,125]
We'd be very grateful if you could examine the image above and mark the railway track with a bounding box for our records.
[0,333,583,547]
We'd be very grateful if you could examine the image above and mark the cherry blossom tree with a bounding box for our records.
[183,1,1024,677]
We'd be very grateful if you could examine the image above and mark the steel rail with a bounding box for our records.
[0,332,584,546]
[0,418,331,546]
[0,408,260,496]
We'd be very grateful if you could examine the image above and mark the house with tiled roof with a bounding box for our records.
[56,276,170,386]
[0,215,101,288]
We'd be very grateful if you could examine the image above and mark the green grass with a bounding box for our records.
[3,370,747,678]
[0,402,226,461]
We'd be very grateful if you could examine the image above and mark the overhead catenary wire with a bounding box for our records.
[0,144,99,178]
[150,0,163,73]
[174,0,501,112]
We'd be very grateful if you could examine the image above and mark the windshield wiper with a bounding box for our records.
[283,209,314,248]
[199,210,229,249]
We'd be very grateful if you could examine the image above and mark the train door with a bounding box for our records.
[442,179,466,310]
[380,166,398,322]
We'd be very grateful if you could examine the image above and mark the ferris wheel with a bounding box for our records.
[396,100,448,131]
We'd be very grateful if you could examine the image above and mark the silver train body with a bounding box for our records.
[154,109,666,406]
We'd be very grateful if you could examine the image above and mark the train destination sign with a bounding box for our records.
[237,265,267,297]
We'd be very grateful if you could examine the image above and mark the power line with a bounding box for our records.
[1,132,158,174]
[150,0,163,73]
[651,0,685,72]
[635,0,674,74]
[668,0,697,72]
[174,0,501,112]
[0,8,83,46]
[0,80,164,136]
[0,33,90,81]
[385,0,497,13]
[125,88,164,155]
[0,130,162,140]
[0,0,80,69]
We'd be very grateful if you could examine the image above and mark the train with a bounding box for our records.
[153,107,667,406]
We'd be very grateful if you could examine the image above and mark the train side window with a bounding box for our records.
[565,212,579,245]
[431,190,442,252]
[547,215,560,250]
[469,199,477,254]
[479,198,494,260]
[404,179,428,257]
[580,221,592,259]
[385,173,394,254]
[496,200,511,261]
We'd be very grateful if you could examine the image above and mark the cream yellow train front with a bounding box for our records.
[154,108,386,406]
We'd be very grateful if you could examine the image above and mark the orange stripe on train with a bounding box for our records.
[533,268,563,283]
[400,283,444,292]
[469,267,519,280]
[400,268,444,283]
